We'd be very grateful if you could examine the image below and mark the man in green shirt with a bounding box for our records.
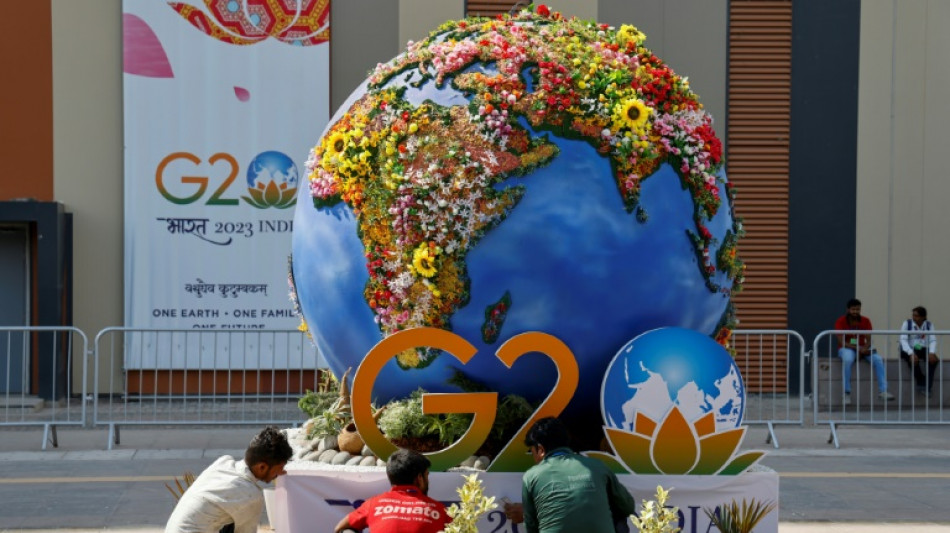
[505,417,637,533]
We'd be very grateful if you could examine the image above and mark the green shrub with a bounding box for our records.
[703,498,776,533]
[297,389,339,419]
[377,389,472,445]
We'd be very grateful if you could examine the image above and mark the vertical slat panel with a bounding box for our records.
[728,0,792,392]
[466,0,521,17]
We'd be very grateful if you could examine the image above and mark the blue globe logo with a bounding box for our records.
[602,327,745,433]
[243,151,298,209]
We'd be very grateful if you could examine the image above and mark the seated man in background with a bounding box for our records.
[835,298,894,403]
[166,426,292,533]
[334,449,450,533]
[899,305,940,396]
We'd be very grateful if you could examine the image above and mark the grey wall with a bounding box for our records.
[330,0,400,111]
[788,0,861,353]
[856,0,950,333]
[52,0,124,391]
[400,0,465,47]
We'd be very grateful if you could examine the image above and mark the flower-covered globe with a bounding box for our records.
[290,6,744,419]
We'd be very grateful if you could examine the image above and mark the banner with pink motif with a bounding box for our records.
[122,1,329,351]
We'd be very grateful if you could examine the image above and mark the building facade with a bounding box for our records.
[1,0,948,393]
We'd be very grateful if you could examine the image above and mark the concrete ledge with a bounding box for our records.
[815,358,945,408]
[0,396,45,411]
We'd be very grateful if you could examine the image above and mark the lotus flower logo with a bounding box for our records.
[169,0,330,46]
[243,151,298,209]
[596,327,766,476]
[602,408,763,475]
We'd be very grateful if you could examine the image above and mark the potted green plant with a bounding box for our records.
[703,498,776,533]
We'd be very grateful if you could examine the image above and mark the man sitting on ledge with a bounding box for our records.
[899,305,940,397]
[334,449,451,533]
[835,298,895,404]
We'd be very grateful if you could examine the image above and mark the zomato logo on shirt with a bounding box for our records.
[373,499,443,520]
[347,487,450,533]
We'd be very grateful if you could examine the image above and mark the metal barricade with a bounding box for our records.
[93,328,324,449]
[0,326,89,449]
[731,329,807,448]
[813,329,948,447]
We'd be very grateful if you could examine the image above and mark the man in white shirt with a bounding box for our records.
[165,426,292,533]
[899,306,940,397]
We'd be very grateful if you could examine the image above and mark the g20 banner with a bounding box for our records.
[122,1,329,361]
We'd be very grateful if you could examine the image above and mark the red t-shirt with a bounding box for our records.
[835,314,873,350]
[347,485,451,533]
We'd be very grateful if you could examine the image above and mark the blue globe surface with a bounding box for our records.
[601,327,744,432]
[292,84,735,414]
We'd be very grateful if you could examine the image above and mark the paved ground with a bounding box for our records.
[1,423,950,532]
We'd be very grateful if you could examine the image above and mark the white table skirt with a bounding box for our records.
[272,467,778,533]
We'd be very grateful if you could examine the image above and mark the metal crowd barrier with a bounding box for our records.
[0,326,89,449]
[93,328,324,449]
[731,329,807,448]
[813,329,948,447]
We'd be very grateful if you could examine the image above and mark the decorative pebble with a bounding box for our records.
[359,456,378,467]
[376,458,386,467]
[473,456,490,470]
[346,455,364,466]
[317,449,338,463]
[460,456,477,468]
[303,450,323,462]
[361,444,374,456]
[317,435,338,452]
[331,451,353,465]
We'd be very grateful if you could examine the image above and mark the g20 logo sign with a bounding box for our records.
[155,151,299,209]
[351,328,579,473]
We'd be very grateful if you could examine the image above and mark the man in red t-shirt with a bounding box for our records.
[334,449,451,533]
[834,298,894,404]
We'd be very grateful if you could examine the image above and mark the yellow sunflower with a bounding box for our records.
[321,131,348,168]
[612,99,652,132]
[326,131,347,155]
[412,245,438,278]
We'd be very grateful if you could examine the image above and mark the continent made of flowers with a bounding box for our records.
[304,5,744,367]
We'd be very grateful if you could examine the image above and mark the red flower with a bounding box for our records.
[536,4,551,17]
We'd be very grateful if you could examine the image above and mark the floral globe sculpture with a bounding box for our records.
[290,5,744,422]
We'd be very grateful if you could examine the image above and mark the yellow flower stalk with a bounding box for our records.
[630,485,680,533]
[617,24,646,48]
[443,473,497,533]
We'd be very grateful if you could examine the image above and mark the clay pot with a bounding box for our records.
[337,422,365,454]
